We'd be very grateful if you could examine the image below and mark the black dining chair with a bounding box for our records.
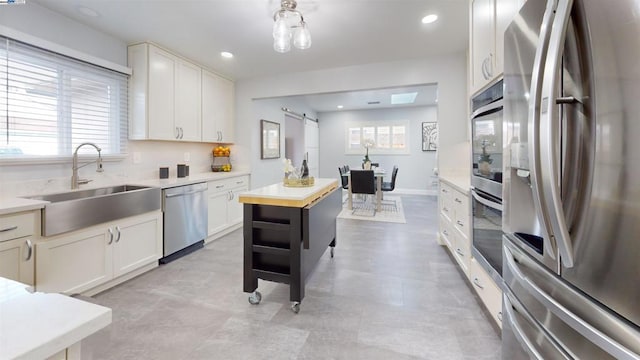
[381,166,399,211]
[350,170,376,216]
[338,167,349,190]
[370,163,379,168]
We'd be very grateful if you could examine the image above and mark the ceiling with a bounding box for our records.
[292,84,438,113]
[32,0,469,81]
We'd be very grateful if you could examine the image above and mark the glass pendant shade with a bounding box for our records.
[272,15,290,39]
[273,35,291,53]
[293,22,311,49]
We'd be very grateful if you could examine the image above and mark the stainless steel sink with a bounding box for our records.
[25,185,161,236]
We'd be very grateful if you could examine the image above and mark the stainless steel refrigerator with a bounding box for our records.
[502,0,640,358]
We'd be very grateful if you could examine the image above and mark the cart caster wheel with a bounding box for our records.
[248,291,262,305]
[291,302,300,314]
[330,247,334,258]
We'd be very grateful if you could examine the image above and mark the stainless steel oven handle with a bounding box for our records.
[504,245,640,360]
[471,190,503,211]
[471,99,503,119]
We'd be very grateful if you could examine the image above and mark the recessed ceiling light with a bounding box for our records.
[391,92,418,105]
[421,14,438,24]
[77,6,99,17]
[337,105,344,109]
[221,52,234,59]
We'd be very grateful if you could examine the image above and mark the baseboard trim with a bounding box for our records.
[390,188,438,196]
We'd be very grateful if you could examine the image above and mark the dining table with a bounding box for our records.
[343,169,386,212]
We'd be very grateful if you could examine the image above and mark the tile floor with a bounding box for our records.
[81,195,501,359]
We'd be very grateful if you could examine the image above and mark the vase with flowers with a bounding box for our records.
[362,138,375,169]
[478,140,493,176]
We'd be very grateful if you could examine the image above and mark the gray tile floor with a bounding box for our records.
[81,195,501,360]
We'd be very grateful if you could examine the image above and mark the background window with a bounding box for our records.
[345,121,409,155]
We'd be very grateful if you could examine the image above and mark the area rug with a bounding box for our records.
[337,195,406,223]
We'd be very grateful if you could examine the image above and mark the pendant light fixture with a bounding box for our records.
[272,0,311,53]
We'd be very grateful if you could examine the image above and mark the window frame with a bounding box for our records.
[344,120,410,156]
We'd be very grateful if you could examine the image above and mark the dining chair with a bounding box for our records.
[350,170,376,216]
[381,166,399,211]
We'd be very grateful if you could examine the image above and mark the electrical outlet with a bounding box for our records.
[184,152,190,162]
[133,152,142,164]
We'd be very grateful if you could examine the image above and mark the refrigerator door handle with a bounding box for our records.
[504,245,640,360]
[539,0,575,268]
[503,291,570,360]
[527,0,560,261]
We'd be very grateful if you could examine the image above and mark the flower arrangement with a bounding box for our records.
[479,139,493,164]
[362,138,376,163]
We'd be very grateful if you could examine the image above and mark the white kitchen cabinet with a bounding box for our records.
[438,180,471,276]
[0,211,37,285]
[207,175,249,241]
[202,69,235,143]
[470,257,503,328]
[470,0,524,95]
[36,211,162,295]
[129,43,202,142]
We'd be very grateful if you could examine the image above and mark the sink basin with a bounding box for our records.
[24,185,161,236]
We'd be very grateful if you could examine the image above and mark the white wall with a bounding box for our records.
[235,53,470,190]
[318,106,439,194]
[0,3,127,66]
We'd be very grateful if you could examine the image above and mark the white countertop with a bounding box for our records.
[0,170,251,215]
[439,174,471,193]
[238,178,338,207]
[0,277,111,359]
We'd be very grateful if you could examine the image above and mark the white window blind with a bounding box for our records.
[0,36,128,158]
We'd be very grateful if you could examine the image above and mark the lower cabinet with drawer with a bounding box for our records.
[35,211,162,295]
[438,180,471,276]
[0,210,37,285]
[470,257,503,328]
[207,175,249,242]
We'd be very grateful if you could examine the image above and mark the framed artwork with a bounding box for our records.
[261,120,281,159]
[422,122,438,151]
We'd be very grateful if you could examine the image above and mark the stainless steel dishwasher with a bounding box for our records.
[160,182,208,263]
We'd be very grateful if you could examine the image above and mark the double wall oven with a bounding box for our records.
[470,79,504,283]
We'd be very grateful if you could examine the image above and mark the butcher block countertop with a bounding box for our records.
[238,178,338,208]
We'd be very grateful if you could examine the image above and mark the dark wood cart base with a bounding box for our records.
[243,187,341,313]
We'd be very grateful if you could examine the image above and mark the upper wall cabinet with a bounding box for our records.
[470,0,524,95]
[128,43,234,143]
[202,70,235,143]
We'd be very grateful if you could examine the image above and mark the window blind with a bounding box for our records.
[0,36,128,158]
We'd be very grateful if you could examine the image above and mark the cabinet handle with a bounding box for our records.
[443,229,449,236]
[108,228,114,245]
[455,198,462,204]
[497,311,503,322]
[236,181,243,185]
[115,226,121,243]
[443,207,449,212]
[473,277,484,289]
[218,131,222,141]
[457,220,464,227]
[180,128,184,139]
[230,191,234,201]
[456,248,465,257]
[25,239,33,261]
[487,53,494,78]
[175,127,180,139]
[0,225,18,233]
[442,188,448,193]
[216,185,224,189]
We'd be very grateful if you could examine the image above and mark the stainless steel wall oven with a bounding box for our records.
[471,79,504,281]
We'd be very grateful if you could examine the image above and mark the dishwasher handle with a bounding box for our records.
[165,189,207,198]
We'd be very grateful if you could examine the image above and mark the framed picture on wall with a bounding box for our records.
[422,122,438,151]
[261,119,281,159]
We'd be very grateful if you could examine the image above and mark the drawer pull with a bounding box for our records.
[443,230,449,236]
[473,277,484,289]
[236,181,244,184]
[497,311,503,322]
[456,248,465,257]
[442,188,448,193]
[455,198,462,203]
[457,220,464,227]
[216,185,224,189]
[0,226,18,233]
[443,207,449,212]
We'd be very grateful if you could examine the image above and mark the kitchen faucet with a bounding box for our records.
[71,142,103,189]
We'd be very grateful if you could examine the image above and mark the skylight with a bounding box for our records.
[391,92,418,105]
